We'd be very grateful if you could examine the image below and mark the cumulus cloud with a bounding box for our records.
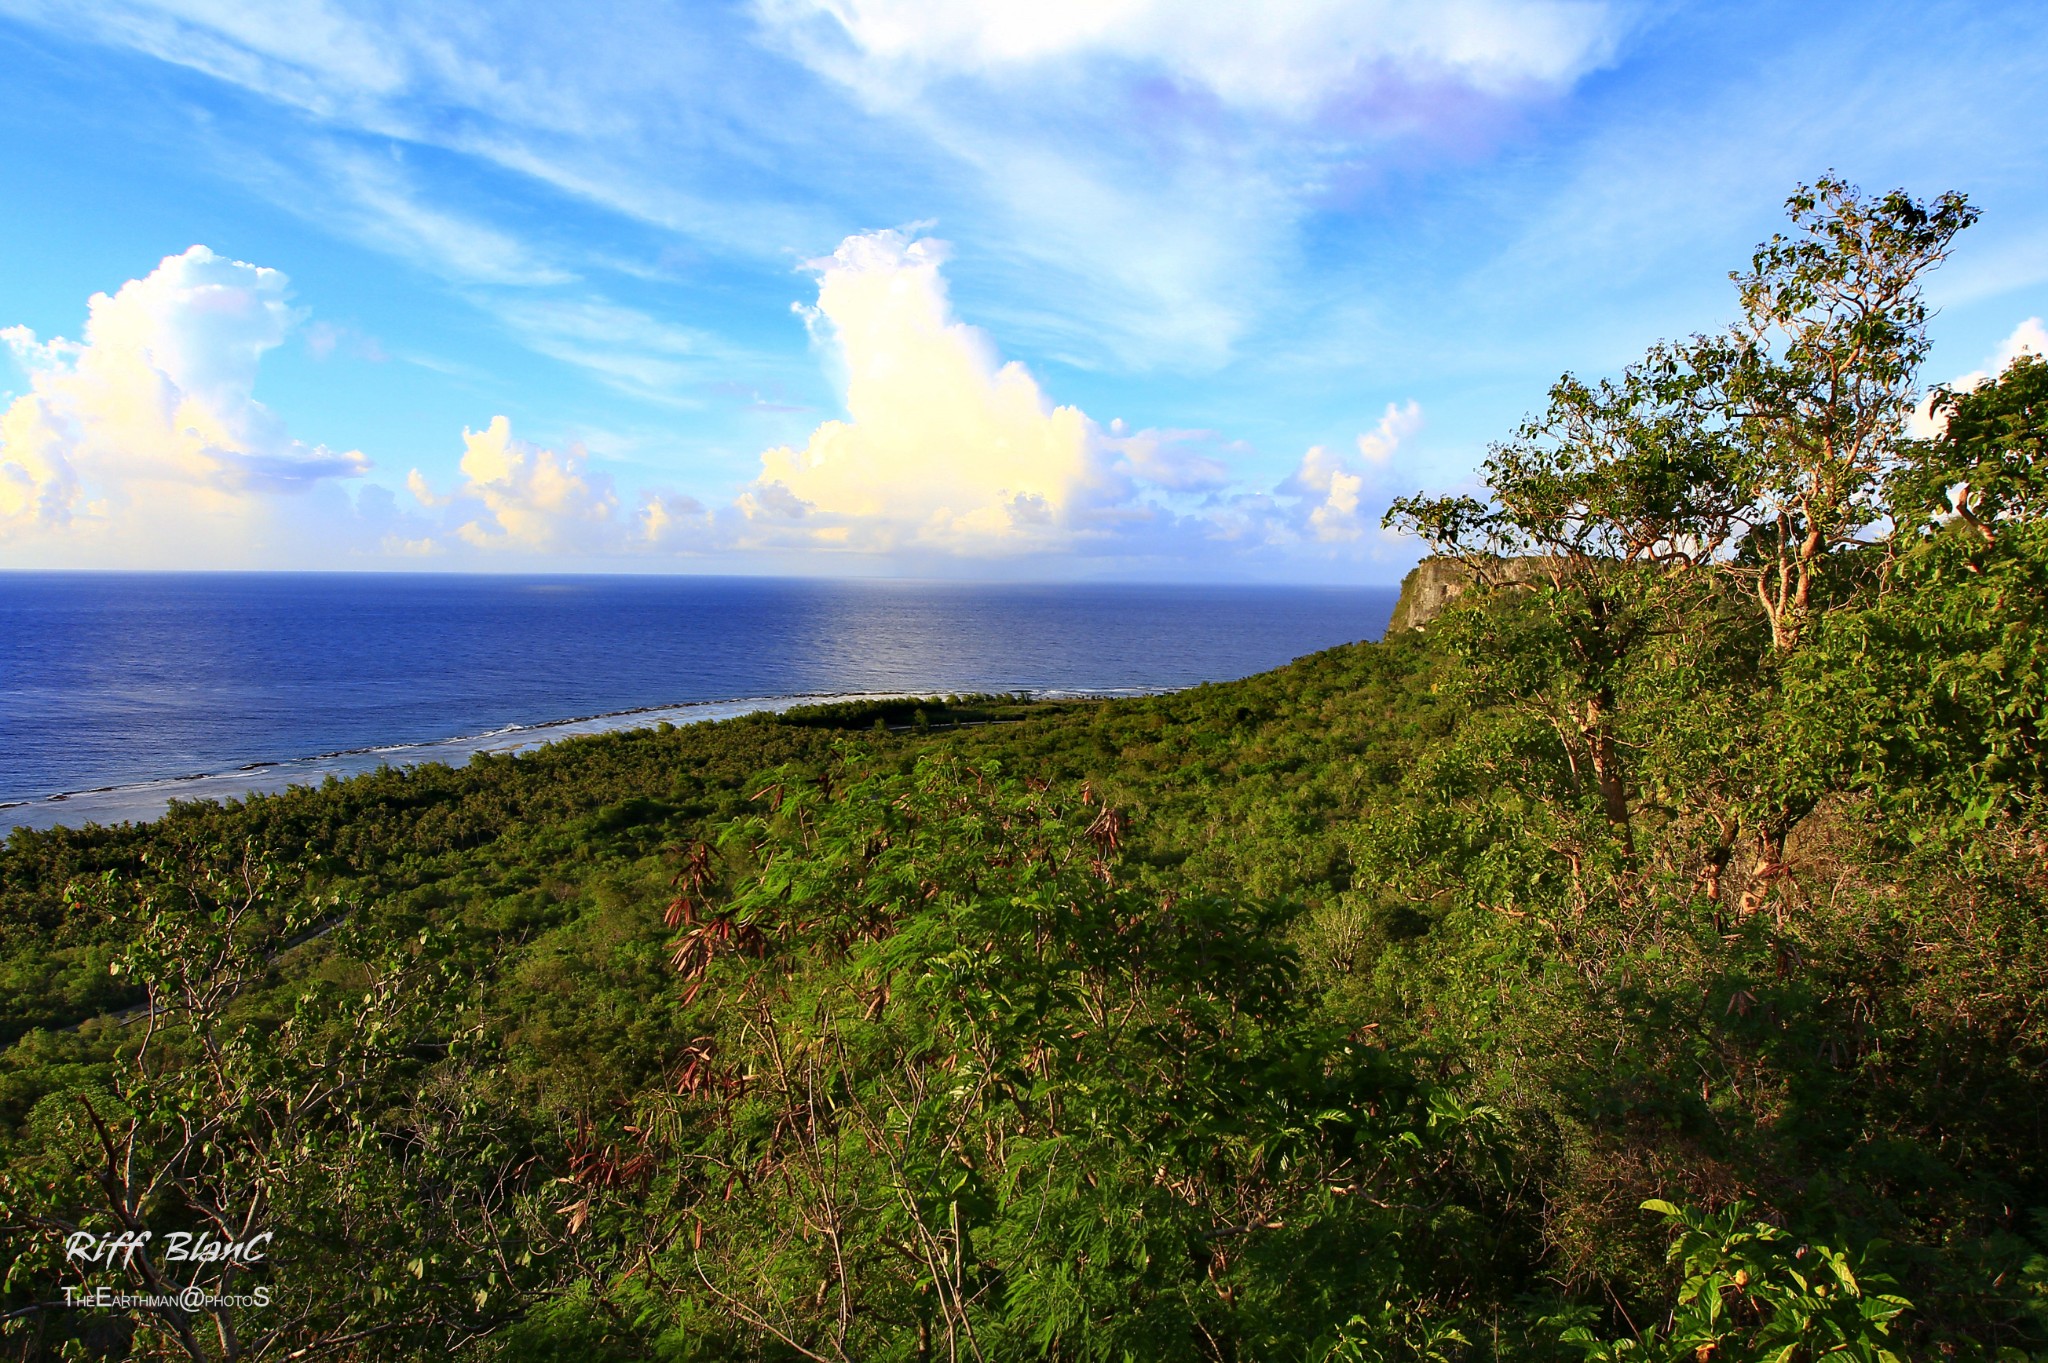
[640,491,714,545]
[0,245,368,554]
[743,230,1104,554]
[1280,401,1425,541]
[394,418,718,557]
[1907,317,2048,438]
[1293,446,1369,541]
[1356,399,1424,463]
[1104,424,1234,491]
[732,227,1431,564]
[0,233,1431,572]
[403,416,620,551]
[1977,317,2048,379]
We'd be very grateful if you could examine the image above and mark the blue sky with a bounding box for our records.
[1,0,2045,582]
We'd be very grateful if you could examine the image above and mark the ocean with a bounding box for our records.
[1,573,1399,833]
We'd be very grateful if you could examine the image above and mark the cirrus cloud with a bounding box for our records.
[758,0,1619,115]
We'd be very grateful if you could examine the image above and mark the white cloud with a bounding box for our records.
[737,228,1431,563]
[759,0,1618,115]
[1106,424,1233,491]
[407,416,620,551]
[9,0,406,117]
[313,146,571,286]
[938,140,1281,369]
[0,246,368,556]
[483,296,722,404]
[742,230,1103,554]
[1356,398,1424,463]
[0,231,1437,572]
[751,2,1622,369]
[393,417,727,559]
[640,491,713,546]
[404,467,446,507]
[1283,401,1425,541]
[8,1,1630,379]
[1907,317,2047,438]
[1292,446,1369,541]
[1987,317,2048,374]
[303,319,387,361]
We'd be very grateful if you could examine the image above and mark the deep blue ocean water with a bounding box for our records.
[1,573,1398,832]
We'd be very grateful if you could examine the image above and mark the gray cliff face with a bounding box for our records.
[1387,557,1552,632]
[1387,559,1478,633]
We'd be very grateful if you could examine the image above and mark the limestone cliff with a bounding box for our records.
[1387,557,1552,632]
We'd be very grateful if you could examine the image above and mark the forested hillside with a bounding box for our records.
[2,179,2045,1361]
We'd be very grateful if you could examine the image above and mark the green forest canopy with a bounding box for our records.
[1,177,2044,1361]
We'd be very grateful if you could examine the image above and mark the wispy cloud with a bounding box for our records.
[8,0,1632,379]
[11,0,2044,580]
[741,0,1626,367]
[480,296,721,405]
[17,0,410,117]
[755,0,1619,114]
[311,145,573,286]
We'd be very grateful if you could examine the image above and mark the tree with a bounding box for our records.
[0,843,563,1360]
[1891,351,2048,543]
[1706,175,1976,651]
[1385,359,1750,846]
[1384,176,1976,882]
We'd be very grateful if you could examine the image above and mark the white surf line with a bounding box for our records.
[4,687,1163,835]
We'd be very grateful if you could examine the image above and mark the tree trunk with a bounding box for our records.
[1580,694,1632,846]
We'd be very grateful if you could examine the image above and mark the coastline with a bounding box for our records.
[3,576,1398,838]
[1,686,1169,836]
